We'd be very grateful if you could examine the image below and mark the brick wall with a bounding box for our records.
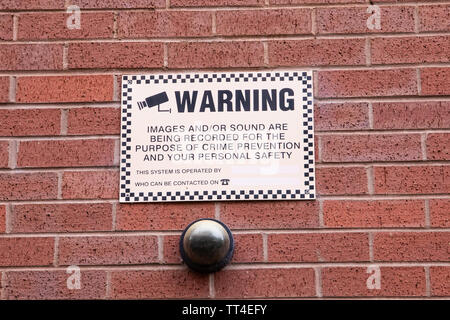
[0,0,449,299]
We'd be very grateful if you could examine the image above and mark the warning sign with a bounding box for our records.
[120,70,315,202]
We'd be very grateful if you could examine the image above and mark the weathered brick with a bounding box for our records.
[71,0,166,8]
[215,268,316,298]
[67,107,119,135]
[268,232,369,262]
[163,234,182,264]
[0,141,8,168]
[430,199,450,228]
[168,41,264,69]
[374,232,450,262]
[421,68,450,96]
[317,6,415,34]
[271,0,368,5]
[269,38,365,67]
[0,0,64,10]
[0,237,54,267]
[217,9,311,36]
[62,170,119,199]
[427,133,450,160]
[232,233,264,263]
[171,0,263,6]
[118,11,212,38]
[68,42,164,69]
[373,101,450,129]
[5,270,106,300]
[18,12,114,40]
[116,203,215,231]
[430,267,450,296]
[16,75,114,103]
[11,203,112,233]
[221,201,319,229]
[372,36,450,65]
[316,167,368,195]
[17,139,116,168]
[0,109,61,136]
[374,165,450,194]
[322,267,426,297]
[315,103,369,131]
[419,4,450,32]
[0,44,63,71]
[0,205,5,233]
[0,76,10,103]
[59,235,158,265]
[317,69,417,98]
[323,200,425,228]
[0,173,58,201]
[321,134,422,162]
[110,270,209,299]
[0,14,13,40]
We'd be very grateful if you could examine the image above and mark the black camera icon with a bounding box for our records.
[137,92,170,113]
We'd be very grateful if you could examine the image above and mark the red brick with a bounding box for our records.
[18,12,114,40]
[271,0,365,4]
[0,76,10,103]
[419,5,450,32]
[373,101,450,129]
[315,102,369,131]
[374,165,450,194]
[168,41,264,69]
[221,201,319,229]
[62,170,119,199]
[430,267,450,296]
[0,44,63,71]
[0,0,64,10]
[215,268,316,298]
[11,203,112,233]
[421,68,450,96]
[217,9,311,36]
[0,141,8,168]
[321,134,422,162]
[317,6,415,34]
[316,167,368,195]
[71,0,166,8]
[372,36,450,65]
[68,42,164,69]
[0,14,13,40]
[171,0,263,6]
[317,69,417,98]
[163,234,182,264]
[427,133,450,161]
[118,11,212,38]
[110,269,209,299]
[0,109,61,136]
[16,75,114,103]
[0,237,54,267]
[5,270,106,300]
[116,203,215,231]
[323,200,425,228]
[59,235,158,265]
[430,199,450,228]
[0,205,5,233]
[232,233,264,263]
[0,173,58,201]
[67,107,119,135]
[268,233,369,262]
[374,232,450,262]
[17,139,116,168]
[269,38,365,67]
[322,267,426,297]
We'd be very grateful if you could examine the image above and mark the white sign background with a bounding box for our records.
[120,70,315,202]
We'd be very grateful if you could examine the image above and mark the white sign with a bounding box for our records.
[120,70,315,202]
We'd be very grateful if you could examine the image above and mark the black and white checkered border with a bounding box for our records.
[120,71,315,202]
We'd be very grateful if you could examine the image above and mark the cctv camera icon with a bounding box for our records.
[137,92,170,113]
